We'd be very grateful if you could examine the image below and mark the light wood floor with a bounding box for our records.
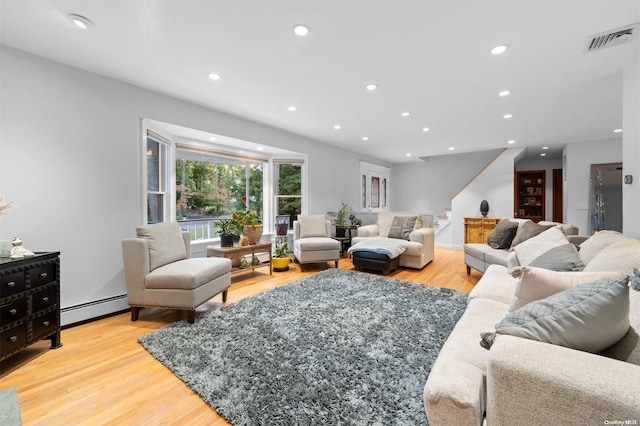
[1,247,480,426]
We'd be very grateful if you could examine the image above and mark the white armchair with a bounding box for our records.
[293,215,341,271]
[121,222,232,323]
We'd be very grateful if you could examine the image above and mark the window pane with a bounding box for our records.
[371,176,380,208]
[147,193,164,223]
[147,139,160,191]
[275,163,301,195]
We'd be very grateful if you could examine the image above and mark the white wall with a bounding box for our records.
[563,139,622,236]
[0,47,383,324]
[515,155,563,221]
[392,150,502,215]
[450,147,526,247]
[623,48,640,239]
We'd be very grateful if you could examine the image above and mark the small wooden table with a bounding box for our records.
[207,242,272,276]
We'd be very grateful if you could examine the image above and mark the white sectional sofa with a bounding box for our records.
[350,212,434,269]
[425,230,640,425]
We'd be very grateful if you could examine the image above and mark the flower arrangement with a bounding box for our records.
[0,197,13,215]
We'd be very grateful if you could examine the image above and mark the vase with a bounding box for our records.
[220,234,234,247]
[0,240,11,258]
[480,200,489,217]
[243,224,263,244]
[272,257,290,271]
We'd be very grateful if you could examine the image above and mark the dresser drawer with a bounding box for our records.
[0,297,27,325]
[32,286,57,313]
[32,312,59,340]
[29,264,55,288]
[1,323,27,358]
[1,271,25,298]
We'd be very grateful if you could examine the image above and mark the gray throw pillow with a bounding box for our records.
[528,243,584,271]
[487,219,519,249]
[510,221,555,248]
[387,216,417,240]
[480,276,630,352]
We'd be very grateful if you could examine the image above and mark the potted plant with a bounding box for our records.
[272,241,290,271]
[215,219,235,247]
[231,210,263,244]
[327,202,350,238]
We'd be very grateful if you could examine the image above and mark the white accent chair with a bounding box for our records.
[121,222,232,324]
[293,215,341,271]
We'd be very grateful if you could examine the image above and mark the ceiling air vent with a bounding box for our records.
[586,23,639,52]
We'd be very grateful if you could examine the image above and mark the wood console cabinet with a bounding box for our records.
[1,252,62,361]
[464,217,501,244]
[515,170,545,222]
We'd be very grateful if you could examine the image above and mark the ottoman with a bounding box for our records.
[349,241,407,275]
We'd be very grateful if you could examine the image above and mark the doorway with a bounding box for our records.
[590,163,622,234]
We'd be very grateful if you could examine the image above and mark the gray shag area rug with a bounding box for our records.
[139,268,468,425]
[0,388,22,426]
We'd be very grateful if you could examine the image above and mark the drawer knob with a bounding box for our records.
[42,296,50,303]
[9,308,17,315]
[9,336,17,343]
[42,321,50,327]
[7,281,16,288]
[40,272,48,279]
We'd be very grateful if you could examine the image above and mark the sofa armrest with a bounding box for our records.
[487,335,640,424]
[121,238,150,305]
[567,234,589,245]
[356,224,379,237]
[409,226,434,244]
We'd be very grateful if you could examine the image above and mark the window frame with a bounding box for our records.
[141,120,174,224]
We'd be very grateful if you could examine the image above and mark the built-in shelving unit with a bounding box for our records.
[515,170,545,222]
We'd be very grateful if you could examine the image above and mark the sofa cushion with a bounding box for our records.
[146,257,231,290]
[297,214,327,238]
[294,237,340,252]
[507,266,625,311]
[136,222,187,271]
[578,230,627,265]
[538,221,579,236]
[468,265,517,305]
[510,221,555,248]
[583,238,640,275]
[487,219,519,249]
[387,215,417,240]
[482,276,630,353]
[377,212,422,238]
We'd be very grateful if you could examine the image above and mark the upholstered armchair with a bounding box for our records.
[121,222,232,323]
[293,215,341,271]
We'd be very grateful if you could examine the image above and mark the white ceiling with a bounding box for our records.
[1,0,638,164]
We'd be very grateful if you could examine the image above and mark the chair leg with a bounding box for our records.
[466,265,471,275]
[334,260,339,268]
[131,307,140,322]
[222,289,228,303]
[187,310,196,324]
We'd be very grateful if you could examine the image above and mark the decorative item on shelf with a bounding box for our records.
[272,241,290,271]
[480,200,489,217]
[327,202,350,238]
[231,210,263,244]
[215,219,235,247]
[239,236,250,246]
[10,236,34,259]
[349,214,362,227]
[240,258,249,269]
[1,197,15,257]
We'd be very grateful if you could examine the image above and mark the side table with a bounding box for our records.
[207,242,272,276]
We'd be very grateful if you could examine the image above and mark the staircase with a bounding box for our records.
[432,208,454,247]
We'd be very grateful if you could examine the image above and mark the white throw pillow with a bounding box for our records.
[136,222,187,271]
[514,227,568,266]
[298,214,327,238]
[508,266,625,312]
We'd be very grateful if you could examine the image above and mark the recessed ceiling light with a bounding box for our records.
[366,84,377,91]
[288,106,297,112]
[401,112,410,117]
[362,136,369,141]
[613,128,623,133]
[503,113,513,119]
[448,147,455,151]
[406,153,412,157]
[542,146,549,150]
[209,137,217,141]
[69,14,93,29]
[540,153,547,157]
[422,127,430,132]
[293,24,310,36]
[208,73,221,81]
[491,45,508,55]
[508,140,515,144]
[333,124,341,130]
[499,90,511,97]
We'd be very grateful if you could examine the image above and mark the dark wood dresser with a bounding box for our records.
[1,252,62,361]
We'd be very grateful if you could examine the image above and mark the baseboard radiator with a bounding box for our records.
[61,294,129,327]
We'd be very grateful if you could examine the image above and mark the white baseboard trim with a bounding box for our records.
[61,295,129,327]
